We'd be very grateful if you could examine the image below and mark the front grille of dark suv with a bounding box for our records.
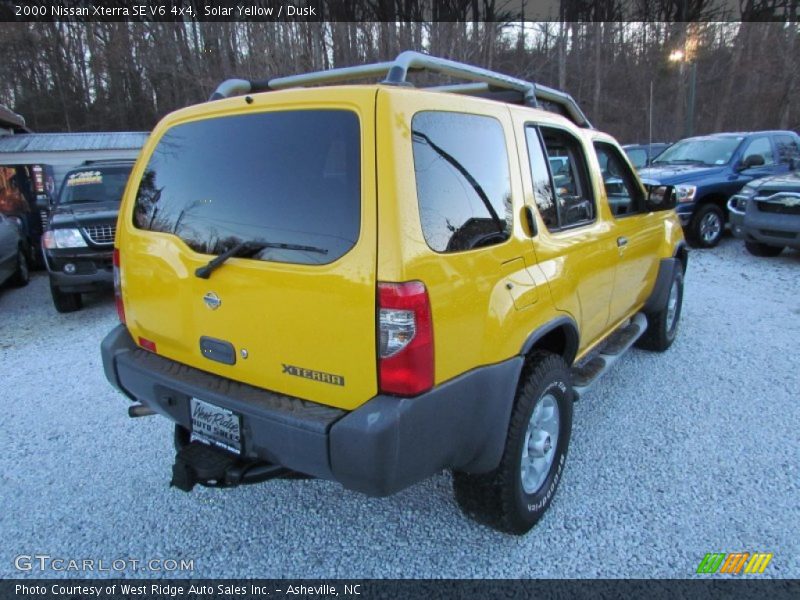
[83,225,115,245]
[757,201,800,216]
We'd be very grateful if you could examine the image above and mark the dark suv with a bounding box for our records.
[639,131,800,247]
[43,161,133,312]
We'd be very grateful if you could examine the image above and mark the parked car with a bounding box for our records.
[42,160,134,312]
[639,131,800,248]
[101,52,686,535]
[0,164,53,267]
[728,171,800,256]
[623,143,671,169]
[0,212,30,289]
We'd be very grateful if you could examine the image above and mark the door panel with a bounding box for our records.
[515,121,617,350]
[593,140,663,323]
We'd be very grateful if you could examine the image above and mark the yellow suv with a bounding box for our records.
[101,52,687,534]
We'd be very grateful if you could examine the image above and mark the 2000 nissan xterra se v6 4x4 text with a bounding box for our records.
[101,52,687,534]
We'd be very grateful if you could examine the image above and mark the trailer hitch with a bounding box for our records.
[170,441,290,492]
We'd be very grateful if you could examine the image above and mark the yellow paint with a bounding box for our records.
[117,83,683,410]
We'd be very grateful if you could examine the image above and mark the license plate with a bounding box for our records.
[189,398,242,454]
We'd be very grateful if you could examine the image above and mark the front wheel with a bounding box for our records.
[745,241,784,257]
[453,351,573,535]
[637,266,684,352]
[689,204,725,248]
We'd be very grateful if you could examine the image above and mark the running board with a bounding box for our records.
[571,313,648,400]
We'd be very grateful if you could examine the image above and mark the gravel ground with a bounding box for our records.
[1,236,798,579]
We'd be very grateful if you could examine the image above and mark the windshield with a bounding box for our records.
[133,109,361,266]
[58,166,132,205]
[653,137,743,166]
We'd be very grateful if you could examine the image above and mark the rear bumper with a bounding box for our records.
[101,325,522,496]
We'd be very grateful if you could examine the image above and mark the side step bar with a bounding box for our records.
[571,313,647,400]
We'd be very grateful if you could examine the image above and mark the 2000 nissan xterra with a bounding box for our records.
[101,52,687,534]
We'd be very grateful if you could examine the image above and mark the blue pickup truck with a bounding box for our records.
[639,131,800,247]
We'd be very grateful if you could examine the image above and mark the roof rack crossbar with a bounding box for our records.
[383,51,537,107]
[208,51,592,128]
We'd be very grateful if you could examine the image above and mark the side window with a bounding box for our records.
[525,127,557,229]
[526,126,595,230]
[744,137,775,166]
[411,112,512,253]
[626,148,648,169]
[775,135,800,165]
[593,142,646,217]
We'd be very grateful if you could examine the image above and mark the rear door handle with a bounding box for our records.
[617,236,628,247]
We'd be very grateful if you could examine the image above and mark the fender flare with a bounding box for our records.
[520,316,580,366]
[643,242,688,314]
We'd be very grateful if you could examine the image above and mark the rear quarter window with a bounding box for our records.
[133,110,361,266]
[411,111,512,253]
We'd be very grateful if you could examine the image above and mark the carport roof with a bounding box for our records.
[0,131,148,153]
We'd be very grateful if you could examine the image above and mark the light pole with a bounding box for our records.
[669,48,697,138]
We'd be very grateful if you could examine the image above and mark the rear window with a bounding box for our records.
[133,110,361,266]
[58,166,132,205]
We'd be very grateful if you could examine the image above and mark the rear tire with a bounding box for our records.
[453,351,573,535]
[10,247,30,287]
[50,282,82,313]
[637,266,684,352]
[689,204,724,248]
[745,241,784,257]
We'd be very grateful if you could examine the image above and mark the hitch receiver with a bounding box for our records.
[170,441,290,492]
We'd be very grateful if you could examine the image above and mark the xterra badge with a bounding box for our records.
[282,364,345,386]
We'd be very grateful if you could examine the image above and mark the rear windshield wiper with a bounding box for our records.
[195,240,328,279]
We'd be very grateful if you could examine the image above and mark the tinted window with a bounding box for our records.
[744,137,775,165]
[411,112,512,253]
[58,166,131,205]
[134,110,360,266]
[540,127,595,228]
[595,142,645,217]
[525,127,558,229]
[775,135,799,164]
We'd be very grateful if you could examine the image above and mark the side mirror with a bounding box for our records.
[35,195,50,211]
[645,184,676,211]
[739,154,765,170]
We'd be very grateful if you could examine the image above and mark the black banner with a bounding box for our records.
[0,0,796,22]
[3,579,800,600]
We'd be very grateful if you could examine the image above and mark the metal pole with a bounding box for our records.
[686,61,697,137]
[649,80,653,152]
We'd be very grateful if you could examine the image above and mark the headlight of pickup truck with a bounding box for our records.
[675,185,697,203]
[43,228,87,249]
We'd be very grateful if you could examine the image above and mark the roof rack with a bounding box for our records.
[208,51,593,129]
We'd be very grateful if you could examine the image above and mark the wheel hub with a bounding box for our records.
[520,393,560,495]
[700,212,721,243]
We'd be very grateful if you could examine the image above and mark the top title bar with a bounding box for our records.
[0,0,795,22]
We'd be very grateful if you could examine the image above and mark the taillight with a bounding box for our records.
[113,248,126,324]
[378,281,434,396]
